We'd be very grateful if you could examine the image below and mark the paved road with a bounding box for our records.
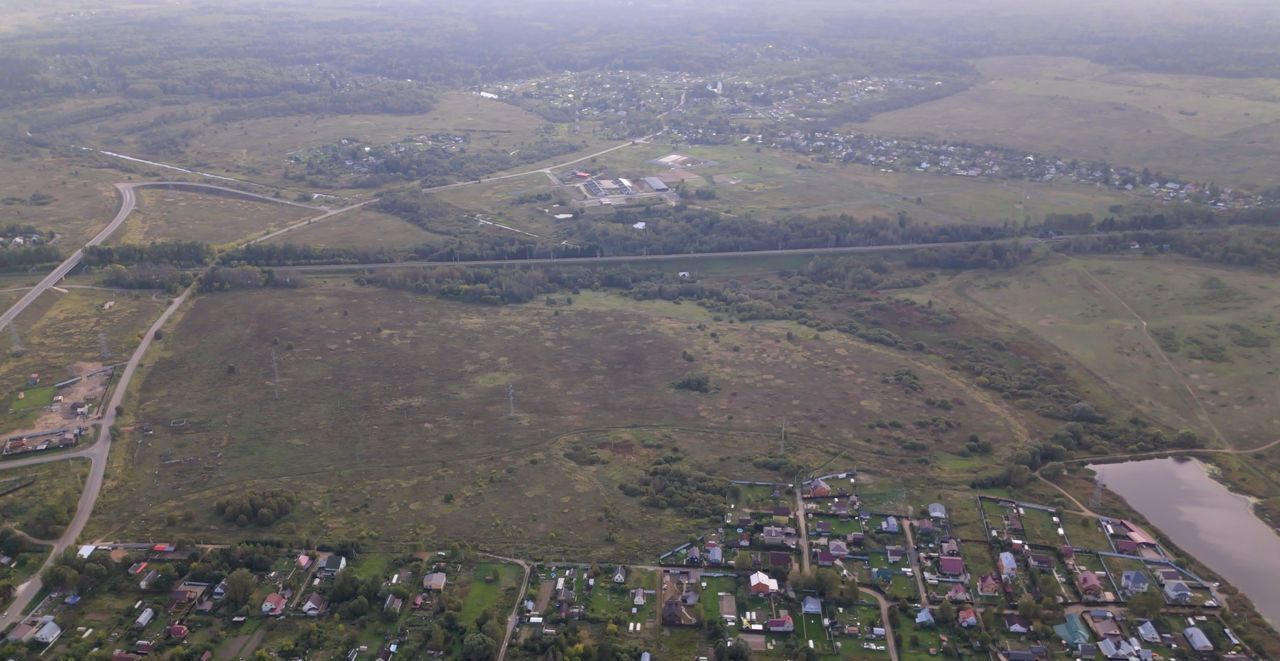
[0,181,338,627]
[0,183,136,334]
[0,288,188,627]
[0,181,323,335]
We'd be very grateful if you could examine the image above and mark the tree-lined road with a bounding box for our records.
[0,181,322,335]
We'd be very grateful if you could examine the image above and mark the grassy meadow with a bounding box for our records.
[857,56,1280,188]
[950,253,1280,449]
[112,188,316,246]
[91,283,1024,556]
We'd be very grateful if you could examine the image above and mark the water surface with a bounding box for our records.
[1091,457,1280,628]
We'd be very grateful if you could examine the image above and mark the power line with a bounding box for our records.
[271,349,281,400]
[8,323,23,355]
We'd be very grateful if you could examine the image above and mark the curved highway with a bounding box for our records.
[0,181,322,335]
[0,181,333,627]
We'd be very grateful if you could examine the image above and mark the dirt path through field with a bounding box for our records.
[1072,261,1227,446]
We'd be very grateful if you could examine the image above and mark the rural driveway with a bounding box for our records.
[858,586,899,661]
[479,552,532,661]
[902,521,930,601]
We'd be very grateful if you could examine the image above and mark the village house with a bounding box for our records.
[1163,580,1192,604]
[261,593,286,616]
[928,503,947,519]
[806,479,831,498]
[631,588,646,606]
[1076,570,1105,599]
[771,506,791,524]
[881,516,900,533]
[998,551,1018,579]
[938,556,965,577]
[613,566,627,583]
[802,596,822,615]
[1184,626,1213,653]
[1004,613,1031,634]
[940,538,960,556]
[303,592,328,616]
[423,572,448,591]
[946,583,970,602]
[749,571,778,595]
[1084,610,1120,639]
[958,608,978,628]
[766,613,794,633]
[886,545,905,563]
[978,574,1001,596]
[320,554,347,576]
[1121,570,1150,595]
[761,525,787,546]
[1028,554,1053,571]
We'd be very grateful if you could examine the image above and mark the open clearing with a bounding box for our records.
[263,208,447,252]
[857,56,1280,188]
[93,284,1021,556]
[0,457,89,540]
[112,188,315,246]
[0,288,165,396]
[0,148,126,243]
[952,254,1280,448]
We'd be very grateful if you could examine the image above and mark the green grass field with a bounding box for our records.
[858,56,1280,188]
[952,254,1280,449]
[0,287,165,399]
[459,562,523,623]
[0,458,89,539]
[112,188,315,246]
[264,207,448,251]
[92,285,1022,556]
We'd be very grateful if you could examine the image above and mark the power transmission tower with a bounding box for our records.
[507,384,516,418]
[270,349,281,400]
[98,332,111,360]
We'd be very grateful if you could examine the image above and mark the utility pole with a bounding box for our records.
[780,417,787,455]
[271,349,281,400]
[507,384,516,418]
[98,332,111,361]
